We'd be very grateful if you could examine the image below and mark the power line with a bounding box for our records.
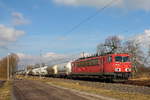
[65,0,117,35]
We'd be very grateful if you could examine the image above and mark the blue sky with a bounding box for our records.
[0,0,150,57]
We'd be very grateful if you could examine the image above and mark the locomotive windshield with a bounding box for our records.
[115,56,122,62]
[123,56,130,62]
[115,56,130,62]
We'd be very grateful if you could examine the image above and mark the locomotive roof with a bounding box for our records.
[74,53,129,62]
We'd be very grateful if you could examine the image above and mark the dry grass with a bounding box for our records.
[132,72,150,80]
[131,75,150,81]
[18,75,150,100]
[0,81,11,100]
[47,80,150,100]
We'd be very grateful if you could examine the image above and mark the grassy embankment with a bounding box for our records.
[0,81,11,100]
[18,75,150,100]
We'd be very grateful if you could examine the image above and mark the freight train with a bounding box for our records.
[22,53,132,80]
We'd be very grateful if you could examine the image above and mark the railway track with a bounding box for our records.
[122,79,150,87]
[71,77,150,87]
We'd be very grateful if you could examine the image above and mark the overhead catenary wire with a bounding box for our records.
[64,0,117,35]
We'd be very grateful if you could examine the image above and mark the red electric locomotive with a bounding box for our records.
[71,53,132,80]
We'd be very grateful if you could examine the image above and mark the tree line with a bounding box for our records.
[0,53,19,80]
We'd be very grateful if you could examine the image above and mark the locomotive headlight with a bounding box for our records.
[115,68,121,72]
[125,68,131,72]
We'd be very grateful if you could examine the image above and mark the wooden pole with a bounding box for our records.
[7,53,9,80]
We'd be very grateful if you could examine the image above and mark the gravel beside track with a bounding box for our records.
[48,78,150,95]
[124,79,150,87]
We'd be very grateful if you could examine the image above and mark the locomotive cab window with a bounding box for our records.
[115,56,122,62]
[115,56,130,62]
[123,56,130,62]
[107,56,112,62]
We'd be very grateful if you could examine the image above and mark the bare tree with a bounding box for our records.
[97,43,107,55]
[104,36,122,53]
[0,57,7,80]
[123,40,143,72]
[143,45,150,66]
[0,53,19,80]
[97,35,122,55]
[9,53,19,77]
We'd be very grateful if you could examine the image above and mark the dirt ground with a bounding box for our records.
[13,80,112,100]
[0,80,5,87]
